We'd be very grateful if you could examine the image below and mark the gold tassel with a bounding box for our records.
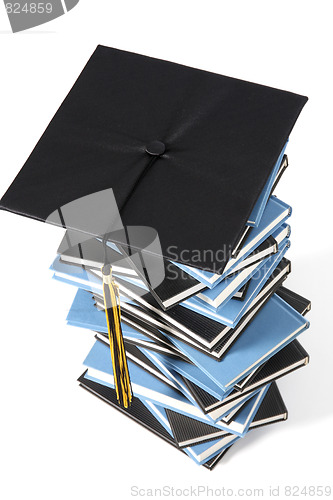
[102,264,132,408]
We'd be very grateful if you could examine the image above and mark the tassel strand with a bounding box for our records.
[102,264,132,408]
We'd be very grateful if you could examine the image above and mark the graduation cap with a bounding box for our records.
[0,45,308,407]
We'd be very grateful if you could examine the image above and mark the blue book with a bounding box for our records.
[181,235,290,327]
[83,340,266,432]
[141,348,226,399]
[67,288,185,358]
[55,262,205,354]
[150,377,268,439]
[52,256,103,293]
[83,340,208,421]
[174,196,291,288]
[247,142,288,227]
[133,348,208,407]
[140,382,286,465]
[163,294,309,395]
[141,383,268,442]
[140,348,265,421]
[132,343,267,422]
[160,382,287,448]
[51,255,148,299]
[66,288,147,342]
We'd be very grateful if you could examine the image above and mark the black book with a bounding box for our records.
[92,278,237,352]
[180,376,258,418]
[233,280,251,301]
[78,372,217,470]
[92,312,192,363]
[276,285,311,315]
[233,364,265,392]
[238,339,309,392]
[136,259,206,310]
[78,371,177,446]
[208,258,291,359]
[270,154,289,195]
[251,381,288,427]
[165,382,287,448]
[91,258,290,356]
[203,447,231,470]
[224,234,278,280]
[182,338,308,417]
[94,287,270,358]
[203,381,288,469]
[59,234,207,310]
[78,372,286,468]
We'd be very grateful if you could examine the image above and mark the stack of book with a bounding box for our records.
[52,152,311,467]
[0,46,310,469]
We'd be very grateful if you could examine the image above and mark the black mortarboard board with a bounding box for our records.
[0,45,307,273]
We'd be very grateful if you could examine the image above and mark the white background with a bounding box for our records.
[0,1,332,499]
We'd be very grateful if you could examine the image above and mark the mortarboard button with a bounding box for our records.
[145,140,166,156]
